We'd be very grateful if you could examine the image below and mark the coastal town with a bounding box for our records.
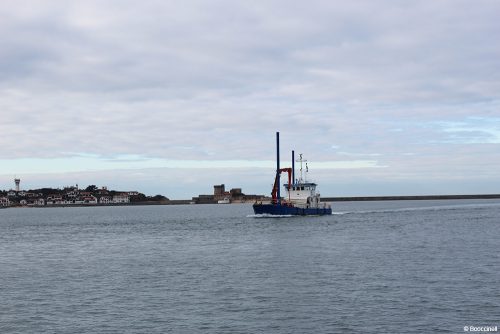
[0,178,267,208]
[0,178,167,208]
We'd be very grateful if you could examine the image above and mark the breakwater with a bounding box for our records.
[322,194,500,202]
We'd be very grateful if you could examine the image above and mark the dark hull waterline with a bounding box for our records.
[253,203,332,216]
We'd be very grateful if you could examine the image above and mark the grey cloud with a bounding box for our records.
[1,0,500,197]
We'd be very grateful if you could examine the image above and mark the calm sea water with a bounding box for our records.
[1,200,499,333]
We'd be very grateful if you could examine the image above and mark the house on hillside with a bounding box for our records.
[97,188,109,195]
[82,195,98,204]
[66,190,79,198]
[34,198,45,206]
[112,193,130,203]
[0,197,9,207]
[20,196,45,207]
[46,195,64,205]
[100,196,112,204]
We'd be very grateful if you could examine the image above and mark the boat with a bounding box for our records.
[253,132,332,216]
[217,197,230,204]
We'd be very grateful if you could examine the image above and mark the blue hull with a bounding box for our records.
[253,203,332,216]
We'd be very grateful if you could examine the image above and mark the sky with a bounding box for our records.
[1,0,500,198]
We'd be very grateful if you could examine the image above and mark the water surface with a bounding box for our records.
[1,200,499,333]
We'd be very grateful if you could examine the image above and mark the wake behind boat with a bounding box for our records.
[253,132,332,216]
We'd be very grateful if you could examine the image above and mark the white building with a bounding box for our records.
[66,190,79,198]
[0,197,10,207]
[82,195,98,204]
[100,196,112,204]
[20,198,44,206]
[113,193,130,203]
[34,198,45,206]
[46,195,64,205]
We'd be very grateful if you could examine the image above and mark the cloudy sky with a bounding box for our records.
[1,0,499,198]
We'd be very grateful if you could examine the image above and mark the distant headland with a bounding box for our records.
[0,180,168,208]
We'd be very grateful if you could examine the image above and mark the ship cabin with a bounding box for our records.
[283,182,319,207]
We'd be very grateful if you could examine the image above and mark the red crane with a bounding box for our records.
[271,167,292,204]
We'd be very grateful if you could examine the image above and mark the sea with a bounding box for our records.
[1,199,499,333]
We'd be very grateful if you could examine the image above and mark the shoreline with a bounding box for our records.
[3,194,500,209]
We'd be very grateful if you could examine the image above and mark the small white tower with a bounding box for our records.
[14,178,20,192]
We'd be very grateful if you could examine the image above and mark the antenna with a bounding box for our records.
[276,131,280,205]
[296,154,307,183]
